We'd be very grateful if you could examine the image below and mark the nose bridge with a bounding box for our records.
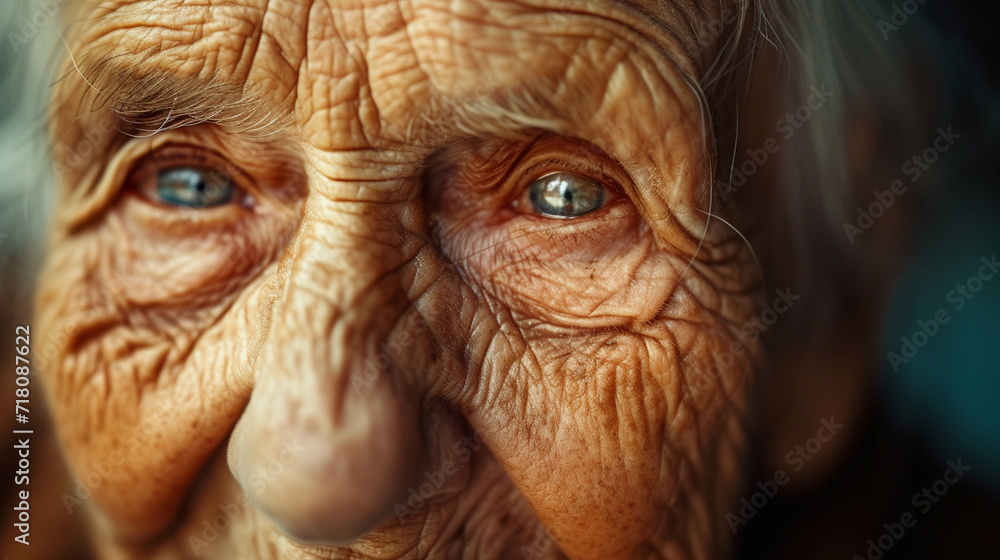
[273,237,403,415]
[267,189,421,408]
[231,194,429,544]
[280,197,416,377]
[294,193,414,306]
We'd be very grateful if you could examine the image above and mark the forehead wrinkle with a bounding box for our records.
[55,0,716,155]
[377,1,703,143]
[497,0,722,78]
[56,0,293,132]
[426,16,700,138]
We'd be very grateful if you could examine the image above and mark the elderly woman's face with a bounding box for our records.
[39,0,760,558]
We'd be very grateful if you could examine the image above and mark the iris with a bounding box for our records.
[528,172,606,218]
[156,167,234,208]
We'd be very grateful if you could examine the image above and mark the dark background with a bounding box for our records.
[738,1,1000,558]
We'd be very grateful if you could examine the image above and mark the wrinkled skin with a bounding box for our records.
[38,1,763,558]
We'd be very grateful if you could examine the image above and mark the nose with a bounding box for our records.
[228,195,431,544]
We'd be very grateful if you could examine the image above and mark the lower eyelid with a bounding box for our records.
[119,189,250,232]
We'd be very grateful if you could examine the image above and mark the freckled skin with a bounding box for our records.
[38,1,761,559]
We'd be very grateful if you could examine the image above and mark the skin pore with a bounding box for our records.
[39,1,766,558]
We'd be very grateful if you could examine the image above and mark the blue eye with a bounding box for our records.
[528,172,607,218]
[156,166,234,208]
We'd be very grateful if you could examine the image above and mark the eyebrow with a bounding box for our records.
[66,53,288,138]
[444,87,572,143]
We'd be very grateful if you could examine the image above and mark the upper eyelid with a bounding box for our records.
[515,150,627,200]
[521,158,615,187]
[128,143,257,194]
[140,144,247,176]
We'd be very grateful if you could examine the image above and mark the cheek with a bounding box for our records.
[423,126,759,556]
[466,321,756,559]
[104,195,293,305]
[432,174,760,557]
[443,226,758,558]
[32,196,296,533]
[458,203,681,327]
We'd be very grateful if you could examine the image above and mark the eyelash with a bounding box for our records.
[520,157,613,185]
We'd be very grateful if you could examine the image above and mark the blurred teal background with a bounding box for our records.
[880,172,1000,498]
